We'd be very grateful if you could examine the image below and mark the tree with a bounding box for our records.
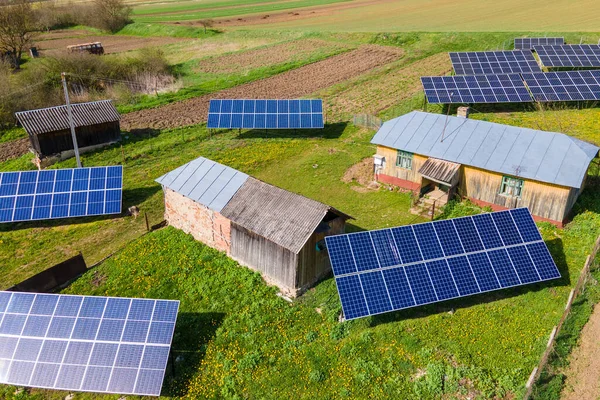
[198,19,214,34]
[0,0,38,69]
[93,0,132,33]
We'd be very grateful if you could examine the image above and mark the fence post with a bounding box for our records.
[145,213,150,232]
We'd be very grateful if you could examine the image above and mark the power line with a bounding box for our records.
[0,81,46,101]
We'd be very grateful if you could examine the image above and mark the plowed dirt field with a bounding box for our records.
[122,45,404,130]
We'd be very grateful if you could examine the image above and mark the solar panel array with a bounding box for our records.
[522,70,600,101]
[534,45,600,67]
[514,37,564,50]
[325,208,560,320]
[421,74,532,104]
[0,292,179,396]
[0,166,123,223]
[207,99,324,129]
[449,51,541,75]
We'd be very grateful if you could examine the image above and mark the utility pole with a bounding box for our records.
[61,72,82,168]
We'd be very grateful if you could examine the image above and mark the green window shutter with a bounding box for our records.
[500,176,524,197]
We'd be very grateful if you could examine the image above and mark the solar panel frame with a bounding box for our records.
[0,292,179,397]
[534,45,600,67]
[449,51,541,75]
[514,37,564,50]
[325,208,561,320]
[207,99,324,129]
[0,166,123,224]
[421,74,533,104]
[522,70,600,101]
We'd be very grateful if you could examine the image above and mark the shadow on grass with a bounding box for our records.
[162,312,225,397]
[234,121,348,140]
[0,186,161,232]
[440,101,600,115]
[369,236,569,327]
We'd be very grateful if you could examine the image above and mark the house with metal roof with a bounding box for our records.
[371,111,599,226]
[156,157,352,296]
[15,100,121,160]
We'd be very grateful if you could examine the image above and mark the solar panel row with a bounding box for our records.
[0,166,123,223]
[325,209,560,320]
[207,99,324,129]
[522,70,600,101]
[449,51,541,75]
[0,292,179,396]
[421,74,532,104]
[514,37,564,50]
[534,45,600,67]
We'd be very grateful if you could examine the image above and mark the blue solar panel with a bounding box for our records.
[0,292,179,396]
[421,74,532,104]
[534,45,600,67]
[515,37,564,50]
[0,166,123,224]
[325,208,560,320]
[207,99,325,129]
[449,51,541,75]
[521,71,600,102]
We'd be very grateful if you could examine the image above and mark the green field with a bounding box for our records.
[2,15,600,399]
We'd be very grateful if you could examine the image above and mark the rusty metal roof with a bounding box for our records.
[372,111,599,188]
[222,177,350,254]
[418,158,461,184]
[15,100,120,136]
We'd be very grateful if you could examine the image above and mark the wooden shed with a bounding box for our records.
[15,100,121,159]
[156,157,352,297]
[371,111,599,227]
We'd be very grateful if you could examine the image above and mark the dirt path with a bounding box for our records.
[561,303,600,400]
[122,45,404,130]
[0,139,30,163]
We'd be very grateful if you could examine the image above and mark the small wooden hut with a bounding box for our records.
[371,111,599,227]
[156,157,352,297]
[15,100,121,159]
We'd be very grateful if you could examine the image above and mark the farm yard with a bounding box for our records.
[2,0,600,399]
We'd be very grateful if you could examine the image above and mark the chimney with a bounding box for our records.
[457,106,470,118]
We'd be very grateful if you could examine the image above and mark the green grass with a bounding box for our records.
[0,127,26,143]
[116,22,219,38]
[133,0,350,22]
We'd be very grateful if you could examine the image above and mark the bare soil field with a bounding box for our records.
[122,45,404,130]
[321,53,451,118]
[37,35,188,55]
[561,303,600,400]
[196,38,350,74]
[0,139,30,163]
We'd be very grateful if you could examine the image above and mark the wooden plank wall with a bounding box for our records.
[35,121,121,157]
[230,224,298,293]
[376,145,427,184]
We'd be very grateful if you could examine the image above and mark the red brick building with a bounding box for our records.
[157,157,352,297]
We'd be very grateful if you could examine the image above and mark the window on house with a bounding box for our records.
[500,176,524,197]
[396,150,413,170]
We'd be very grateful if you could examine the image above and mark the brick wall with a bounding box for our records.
[164,188,231,253]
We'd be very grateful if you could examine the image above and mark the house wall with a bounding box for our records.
[375,146,427,191]
[459,165,574,223]
[296,216,346,293]
[229,223,298,296]
[32,121,121,157]
[163,188,231,253]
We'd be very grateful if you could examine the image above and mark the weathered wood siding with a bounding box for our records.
[376,145,428,183]
[230,224,298,293]
[459,165,573,222]
[32,121,121,157]
[296,216,346,291]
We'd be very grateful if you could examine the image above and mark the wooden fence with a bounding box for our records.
[353,114,382,130]
[523,234,600,399]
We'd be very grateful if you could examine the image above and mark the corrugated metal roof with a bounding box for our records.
[372,111,599,188]
[155,157,249,212]
[418,158,460,184]
[221,177,348,254]
[15,100,120,136]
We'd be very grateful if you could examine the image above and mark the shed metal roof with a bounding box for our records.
[156,157,249,212]
[15,100,120,136]
[418,157,460,184]
[157,157,351,253]
[221,177,350,254]
[371,111,599,188]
